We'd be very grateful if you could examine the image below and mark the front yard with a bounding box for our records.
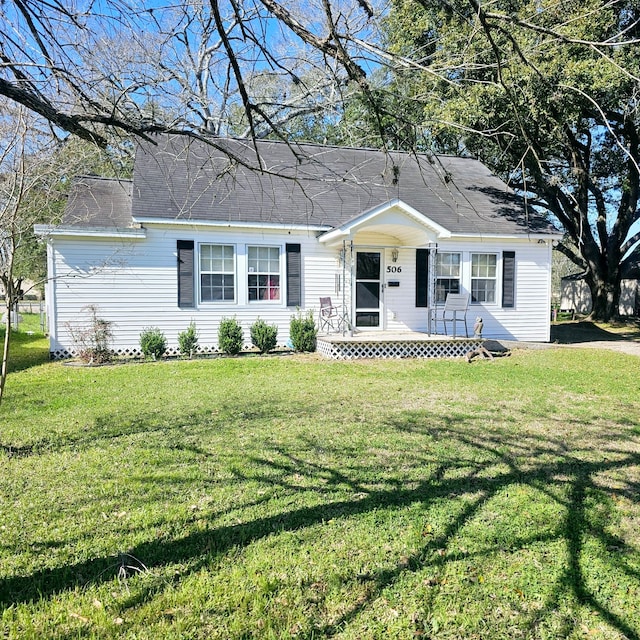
[1,329,639,639]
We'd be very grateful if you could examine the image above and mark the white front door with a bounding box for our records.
[355,251,383,328]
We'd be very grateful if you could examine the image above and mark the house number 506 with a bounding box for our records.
[386,266,402,273]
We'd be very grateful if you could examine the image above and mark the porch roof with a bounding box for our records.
[318,198,451,247]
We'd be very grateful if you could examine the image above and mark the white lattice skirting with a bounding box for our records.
[52,345,233,360]
[51,339,480,361]
[316,337,481,360]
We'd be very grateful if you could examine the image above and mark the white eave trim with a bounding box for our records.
[132,216,331,232]
[34,224,146,239]
[448,231,564,241]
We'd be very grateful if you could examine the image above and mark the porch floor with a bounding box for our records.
[316,330,482,360]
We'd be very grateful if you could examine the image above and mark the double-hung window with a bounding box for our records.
[435,252,461,304]
[248,246,280,301]
[471,253,497,303]
[200,244,235,302]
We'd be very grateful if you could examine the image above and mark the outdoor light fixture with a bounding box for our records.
[391,248,399,262]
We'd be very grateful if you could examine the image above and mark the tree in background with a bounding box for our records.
[384,0,639,320]
[0,0,372,146]
[0,106,49,403]
[1,0,638,319]
[0,102,131,404]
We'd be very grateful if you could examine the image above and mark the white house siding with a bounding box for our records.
[384,246,423,332]
[47,224,340,357]
[560,280,590,315]
[301,245,345,317]
[341,237,553,342]
[47,226,554,358]
[427,237,553,342]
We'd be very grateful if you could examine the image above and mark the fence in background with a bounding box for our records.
[1,300,46,332]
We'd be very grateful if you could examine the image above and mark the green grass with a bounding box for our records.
[1,334,640,639]
[1,313,50,373]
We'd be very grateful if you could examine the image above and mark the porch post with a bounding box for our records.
[427,246,437,335]
[341,240,354,336]
[341,240,347,333]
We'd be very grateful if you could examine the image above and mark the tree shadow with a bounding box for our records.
[465,185,556,233]
[0,394,314,457]
[368,413,640,639]
[551,321,640,343]
[1,407,639,639]
[0,443,34,458]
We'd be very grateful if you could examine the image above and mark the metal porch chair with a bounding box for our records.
[437,292,470,338]
[318,297,348,334]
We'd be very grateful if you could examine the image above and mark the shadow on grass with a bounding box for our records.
[1,396,317,456]
[388,417,640,640]
[0,443,34,458]
[1,408,639,639]
[551,320,640,343]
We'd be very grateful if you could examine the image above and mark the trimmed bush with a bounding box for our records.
[250,318,278,354]
[218,317,244,355]
[139,326,167,360]
[289,310,317,352]
[178,321,199,358]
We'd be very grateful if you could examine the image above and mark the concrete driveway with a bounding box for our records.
[557,339,640,356]
[550,321,640,356]
[492,321,640,357]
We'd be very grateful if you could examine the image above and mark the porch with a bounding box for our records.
[316,330,482,360]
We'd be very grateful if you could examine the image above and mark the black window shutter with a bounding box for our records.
[502,251,516,308]
[416,249,429,307]
[177,240,195,308]
[286,243,302,307]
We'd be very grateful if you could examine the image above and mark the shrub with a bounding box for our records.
[66,305,114,364]
[218,317,244,355]
[250,318,278,354]
[139,326,167,360]
[178,321,199,358]
[289,310,317,352]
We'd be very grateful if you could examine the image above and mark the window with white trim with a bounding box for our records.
[435,252,461,303]
[200,244,235,302]
[248,246,280,301]
[471,253,497,303]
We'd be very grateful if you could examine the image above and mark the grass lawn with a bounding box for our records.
[1,323,639,639]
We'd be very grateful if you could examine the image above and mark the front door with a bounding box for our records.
[355,251,382,328]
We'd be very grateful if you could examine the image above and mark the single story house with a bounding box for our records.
[36,134,561,359]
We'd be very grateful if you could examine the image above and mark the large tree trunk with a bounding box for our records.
[587,273,621,322]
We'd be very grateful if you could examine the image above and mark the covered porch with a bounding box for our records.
[319,199,451,337]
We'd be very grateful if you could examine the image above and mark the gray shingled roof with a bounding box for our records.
[65,135,558,236]
[131,135,557,235]
[63,176,132,228]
